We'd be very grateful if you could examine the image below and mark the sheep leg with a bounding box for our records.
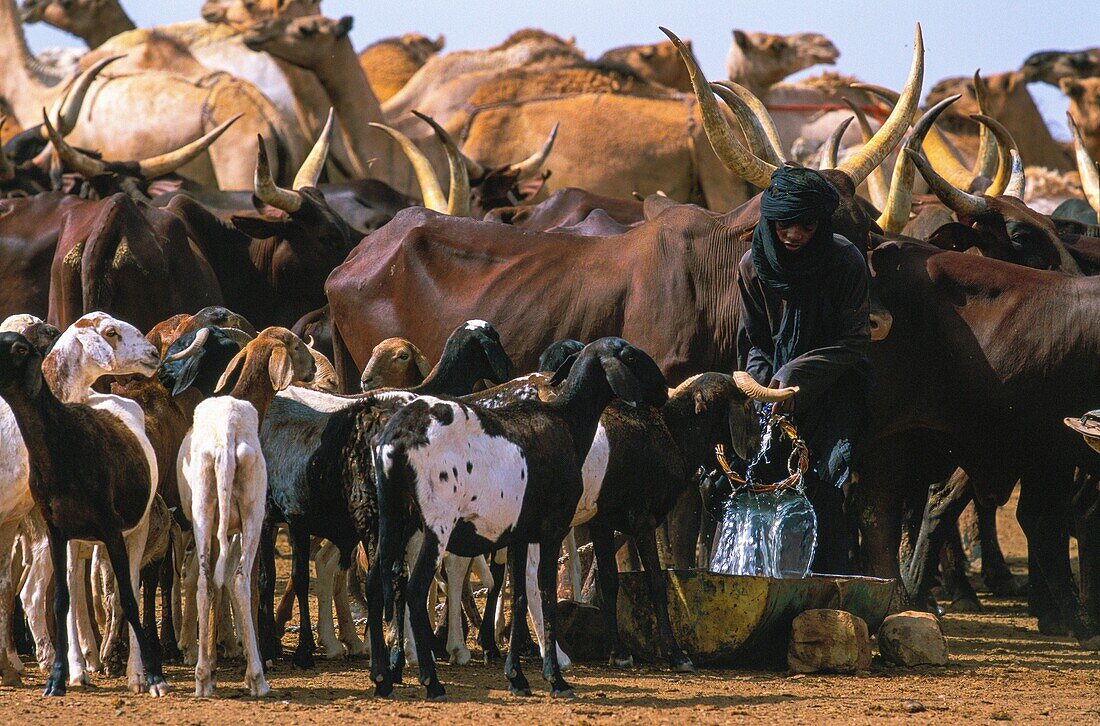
[443,556,472,665]
[460,559,487,632]
[218,537,243,660]
[405,529,445,700]
[65,547,91,687]
[504,543,532,697]
[274,577,295,638]
[178,536,199,665]
[0,521,22,686]
[564,531,583,601]
[590,522,630,666]
[523,545,572,669]
[194,518,216,698]
[477,548,506,663]
[362,540,393,698]
[289,526,316,669]
[234,464,270,698]
[257,518,280,662]
[536,535,572,696]
[333,562,366,656]
[98,549,128,677]
[157,539,181,662]
[314,543,344,659]
[43,523,70,696]
[19,525,55,670]
[635,525,694,672]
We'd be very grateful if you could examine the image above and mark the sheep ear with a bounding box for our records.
[171,350,206,397]
[78,328,114,368]
[600,356,641,407]
[268,345,296,391]
[693,390,707,415]
[414,349,432,379]
[214,348,247,395]
[22,352,42,399]
[475,331,513,383]
[548,353,578,386]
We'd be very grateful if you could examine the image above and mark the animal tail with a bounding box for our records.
[212,445,238,590]
[375,440,412,622]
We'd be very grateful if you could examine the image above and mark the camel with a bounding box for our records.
[1,0,296,189]
[244,15,751,209]
[358,34,444,103]
[20,0,358,181]
[725,29,840,100]
[1064,78,1100,160]
[597,40,691,92]
[1022,47,1100,87]
[927,71,1073,171]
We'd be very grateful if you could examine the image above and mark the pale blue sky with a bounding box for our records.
[22,0,1097,139]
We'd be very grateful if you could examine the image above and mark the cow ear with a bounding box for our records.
[231,213,286,240]
[214,348,247,395]
[268,345,296,391]
[414,350,432,379]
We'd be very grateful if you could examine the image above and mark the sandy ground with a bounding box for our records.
[2,493,1098,724]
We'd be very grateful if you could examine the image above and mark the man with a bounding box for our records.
[737,166,871,574]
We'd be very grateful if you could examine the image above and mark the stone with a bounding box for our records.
[877,610,949,666]
[787,609,872,674]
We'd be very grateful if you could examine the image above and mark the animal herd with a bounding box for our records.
[1,0,1100,705]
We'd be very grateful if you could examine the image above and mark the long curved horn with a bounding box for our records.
[970,71,1000,183]
[292,107,334,190]
[412,110,470,217]
[1002,149,1025,200]
[853,81,975,189]
[138,114,241,179]
[819,116,854,170]
[906,147,989,219]
[0,118,14,182]
[1069,113,1100,216]
[661,26,776,188]
[368,122,447,213]
[163,327,211,363]
[46,55,123,138]
[254,134,302,213]
[711,80,787,164]
[838,24,924,185]
[732,371,798,402]
[709,82,783,165]
[842,99,888,210]
[505,122,559,181]
[42,108,107,177]
[877,95,960,233]
[970,114,1019,197]
[218,327,255,348]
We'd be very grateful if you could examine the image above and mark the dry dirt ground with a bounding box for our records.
[2,494,1098,724]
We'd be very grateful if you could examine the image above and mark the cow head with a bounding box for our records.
[907,148,1081,273]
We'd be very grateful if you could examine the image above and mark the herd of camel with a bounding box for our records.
[3,0,1097,211]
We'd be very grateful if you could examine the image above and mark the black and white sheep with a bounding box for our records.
[371,336,668,700]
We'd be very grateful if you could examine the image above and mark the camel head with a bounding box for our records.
[243,13,353,70]
[598,40,691,91]
[20,0,130,46]
[1062,78,1100,160]
[927,71,1027,123]
[1021,48,1100,88]
[202,0,319,31]
[397,33,446,60]
[725,29,839,96]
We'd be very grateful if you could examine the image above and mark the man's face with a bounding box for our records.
[774,219,819,253]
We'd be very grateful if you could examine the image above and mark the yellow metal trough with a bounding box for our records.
[615,570,896,666]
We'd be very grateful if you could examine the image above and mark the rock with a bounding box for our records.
[787,609,871,674]
[878,611,949,666]
[902,700,926,713]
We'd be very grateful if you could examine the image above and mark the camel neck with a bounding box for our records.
[0,0,51,120]
[80,4,136,48]
[306,38,389,179]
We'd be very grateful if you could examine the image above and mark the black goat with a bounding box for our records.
[0,333,167,697]
[371,337,667,700]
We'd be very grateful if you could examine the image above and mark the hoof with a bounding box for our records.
[987,575,1026,597]
[449,647,471,666]
[427,691,447,702]
[550,687,575,698]
[194,681,215,698]
[249,678,271,698]
[43,679,65,697]
[483,650,499,666]
[947,597,982,613]
[68,672,90,688]
[508,684,532,697]
[291,650,315,670]
[1037,615,1072,636]
[671,658,696,673]
[2,670,22,687]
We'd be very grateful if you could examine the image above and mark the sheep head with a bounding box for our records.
[215,327,316,398]
[360,337,431,391]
